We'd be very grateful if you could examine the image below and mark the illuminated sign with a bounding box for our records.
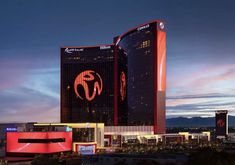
[77,145,95,155]
[6,127,17,132]
[65,48,84,54]
[157,30,166,91]
[74,70,103,101]
[120,71,126,101]
[100,45,111,50]
[137,24,149,31]
[66,127,72,132]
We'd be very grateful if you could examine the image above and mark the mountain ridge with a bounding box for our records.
[166,116,235,127]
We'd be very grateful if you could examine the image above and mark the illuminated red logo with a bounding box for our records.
[74,70,103,101]
[120,71,126,101]
[217,119,225,128]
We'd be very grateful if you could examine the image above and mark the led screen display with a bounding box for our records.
[75,144,96,155]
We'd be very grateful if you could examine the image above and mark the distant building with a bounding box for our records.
[216,110,228,138]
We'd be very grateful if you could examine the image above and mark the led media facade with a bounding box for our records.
[61,45,115,125]
[61,20,166,134]
[115,21,166,133]
[216,110,228,137]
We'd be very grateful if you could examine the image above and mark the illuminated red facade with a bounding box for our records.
[6,132,72,154]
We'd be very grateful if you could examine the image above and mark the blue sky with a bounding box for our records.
[0,0,235,122]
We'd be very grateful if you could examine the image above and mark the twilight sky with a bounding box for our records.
[0,0,235,122]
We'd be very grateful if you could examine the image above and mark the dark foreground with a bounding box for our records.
[1,149,235,165]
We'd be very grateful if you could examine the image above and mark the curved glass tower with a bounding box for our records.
[115,21,166,133]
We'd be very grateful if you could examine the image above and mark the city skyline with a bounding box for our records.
[1,0,235,122]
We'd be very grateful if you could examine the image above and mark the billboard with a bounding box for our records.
[6,132,72,154]
[77,144,96,155]
[216,110,228,137]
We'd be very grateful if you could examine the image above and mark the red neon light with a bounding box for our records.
[217,119,225,128]
[6,132,72,154]
[157,30,166,91]
[120,71,126,101]
[154,22,166,134]
[74,70,103,101]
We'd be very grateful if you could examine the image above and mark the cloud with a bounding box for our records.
[166,94,235,118]
[22,68,60,100]
[167,93,235,100]
[0,86,60,122]
[0,67,60,122]
[190,68,235,89]
[166,62,235,118]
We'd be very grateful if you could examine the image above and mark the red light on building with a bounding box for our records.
[217,119,225,128]
[6,132,72,154]
[120,71,126,101]
[154,23,166,134]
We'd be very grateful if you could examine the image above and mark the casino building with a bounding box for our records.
[61,20,166,134]
[2,21,214,156]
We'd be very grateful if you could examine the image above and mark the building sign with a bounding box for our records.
[77,144,96,155]
[5,127,17,132]
[65,48,84,54]
[74,70,103,101]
